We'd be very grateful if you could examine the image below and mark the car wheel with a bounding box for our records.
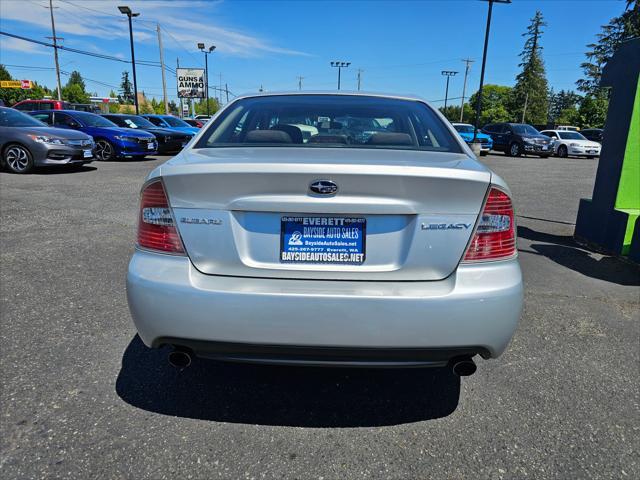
[509,142,522,157]
[558,145,568,158]
[3,144,34,174]
[95,139,115,161]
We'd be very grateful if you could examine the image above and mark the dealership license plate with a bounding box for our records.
[83,150,92,158]
[280,216,366,264]
[147,143,154,150]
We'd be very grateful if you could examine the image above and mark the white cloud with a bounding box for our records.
[0,36,49,55]
[0,0,309,58]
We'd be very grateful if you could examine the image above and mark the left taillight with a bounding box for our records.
[137,180,185,254]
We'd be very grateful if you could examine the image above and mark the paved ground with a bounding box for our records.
[1,153,638,479]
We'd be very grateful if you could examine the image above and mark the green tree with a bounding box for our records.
[194,98,220,116]
[511,11,549,125]
[548,89,582,124]
[0,65,49,105]
[67,70,86,91]
[61,83,89,103]
[578,93,609,128]
[467,85,514,125]
[119,71,134,104]
[167,100,179,115]
[577,0,639,95]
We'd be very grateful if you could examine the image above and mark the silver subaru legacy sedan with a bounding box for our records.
[126,93,523,376]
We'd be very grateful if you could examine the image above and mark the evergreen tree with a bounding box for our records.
[61,70,89,103]
[119,71,134,104]
[576,0,639,95]
[548,89,582,124]
[67,70,86,91]
[511,11,549,125]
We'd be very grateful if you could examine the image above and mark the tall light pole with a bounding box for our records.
[198,43,216,116]
[118,6,140,114]
[473,0,511,141]
[330,61,350,90]
[441,70,458,113]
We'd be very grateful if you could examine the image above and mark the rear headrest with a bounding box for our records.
[271,124,303,144]
[307,134,350,144]
[367,132,413,146]
[245,129,292,144]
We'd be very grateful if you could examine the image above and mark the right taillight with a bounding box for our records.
[137,180,185,254]
[463,187,516,262]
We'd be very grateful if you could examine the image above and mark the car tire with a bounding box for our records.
[3,143,34,174]
[509,142,522,157]
[558,145,568,158]
[480,151,488,156]
[95,139,115,161]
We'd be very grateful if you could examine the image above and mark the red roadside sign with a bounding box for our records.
[20,80,32,89]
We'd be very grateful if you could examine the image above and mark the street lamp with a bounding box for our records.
[118,6,140,114]
[441,70,458,113]
[330,61,350,90]
[473,0,512,142]
[198,43,216,116]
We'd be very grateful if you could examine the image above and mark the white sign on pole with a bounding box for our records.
[176,68,205,98]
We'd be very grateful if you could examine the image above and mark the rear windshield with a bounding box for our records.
[454,124,474,133]
[196,95,463,152]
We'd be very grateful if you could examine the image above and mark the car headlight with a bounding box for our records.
[523,138,535,144]
[114,135,137,142]
[28,135,64,145]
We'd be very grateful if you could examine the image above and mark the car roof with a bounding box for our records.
[230,90,429,104]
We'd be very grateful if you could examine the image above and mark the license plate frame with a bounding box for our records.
[280,216,366,265]
[147,142,154,150]
[82,150,92,158]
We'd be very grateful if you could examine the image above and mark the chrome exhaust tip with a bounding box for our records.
[451,357,477,377]
[168,348,192,369]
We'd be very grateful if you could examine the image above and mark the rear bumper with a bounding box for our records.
[126,251,523,366]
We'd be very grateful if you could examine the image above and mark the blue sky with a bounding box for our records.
[0,0,626,105]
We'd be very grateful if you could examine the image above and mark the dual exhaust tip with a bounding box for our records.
[168,347,477,376]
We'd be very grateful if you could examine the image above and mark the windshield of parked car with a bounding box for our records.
[453,124,474,134]
[72,111,117,127]
[162,116,191,128]
[512,124,541,136]
[118,115,156,129]
[0,107,47,127]
[197,95,463,152]
[558,131,587,140]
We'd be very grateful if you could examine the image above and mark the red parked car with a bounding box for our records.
[13,99,72,111]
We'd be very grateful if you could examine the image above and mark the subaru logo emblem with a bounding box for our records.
[309,180,338,196]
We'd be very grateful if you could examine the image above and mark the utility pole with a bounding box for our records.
[521,92,529,123]
[297,76,304,90]
[441,70,458,113]
[46,0,63,100]
[219,73,223,105]
[459,58,474,122]
[357,69,363,91]
[225,83,229,103]
[156,24,168,114]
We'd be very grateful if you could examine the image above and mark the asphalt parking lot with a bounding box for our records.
[1,153,638,479]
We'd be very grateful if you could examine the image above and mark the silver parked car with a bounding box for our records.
[0,107,94,173]
[126,93,523,376]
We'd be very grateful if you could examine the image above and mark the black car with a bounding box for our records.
[580,128,604,143]
[101,114,193,154]
[482,122,553,157]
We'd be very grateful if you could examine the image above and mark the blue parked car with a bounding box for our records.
[28,110,157,161]
[141,115,200,135]
[452,123,493,156]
